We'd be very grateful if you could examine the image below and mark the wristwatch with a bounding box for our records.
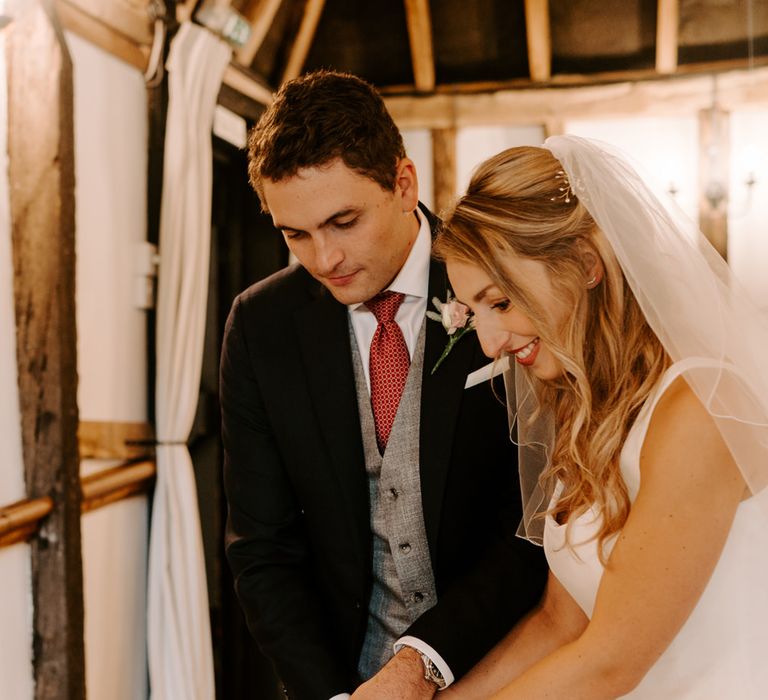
[418,651,447,690]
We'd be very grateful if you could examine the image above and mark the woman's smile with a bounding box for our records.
[510,337,540,365]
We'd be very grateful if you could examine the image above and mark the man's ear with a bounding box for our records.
[395,158,419,213]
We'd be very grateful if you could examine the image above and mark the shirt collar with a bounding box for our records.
[349,208,431,311]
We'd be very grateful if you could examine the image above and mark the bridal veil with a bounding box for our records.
[512,135,768,543]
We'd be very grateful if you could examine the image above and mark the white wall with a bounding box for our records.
[728,108,768,312]
[402,125,546,211]
[67,31,149,700]
[404,111,768,308]
[402,128,433,210]
[0,29,35,700]
[80,498,149,700]
[70,32,148,423]
[456,125,546,194]
[564,116,700,222]
[565,113,768,309]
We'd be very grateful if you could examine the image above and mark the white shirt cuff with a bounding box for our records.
[394,635,455,688]
[329,694,351,700]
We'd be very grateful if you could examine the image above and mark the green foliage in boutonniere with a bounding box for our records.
[426,291,475,374]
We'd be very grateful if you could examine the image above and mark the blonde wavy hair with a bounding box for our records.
[436,146,670,559]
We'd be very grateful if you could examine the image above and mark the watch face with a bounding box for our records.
[422,655,447,688]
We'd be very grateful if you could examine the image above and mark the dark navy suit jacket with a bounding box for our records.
[221,206,547,699]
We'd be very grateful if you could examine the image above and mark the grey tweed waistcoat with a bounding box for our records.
[350,319,437,681]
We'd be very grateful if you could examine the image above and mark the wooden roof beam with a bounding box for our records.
[60,0,152,43]
[524,0,551,82]
[656,0,679,74]
[404,0,435,92]
[57,0,274,105]
[384,65,768,129]
[236,0,284,66]
[281,0,326,83]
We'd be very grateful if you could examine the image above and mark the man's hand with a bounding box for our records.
[351,646,437,700]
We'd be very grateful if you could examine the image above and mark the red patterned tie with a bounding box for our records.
[367,291,410,453]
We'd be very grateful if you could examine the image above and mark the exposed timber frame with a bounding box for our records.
[78,421,155,460]
[236,0,283,67]
[432,127,457,216]
[0,461,157,548]
[56,0,274,105]
[379,54,768,97]
[80,460,156,514]
[404,0,435,92]
[384,65,768,129]
[6,1,85,697]
[282,0,326,83]
[524,0,551,82]
[656,0,680,75]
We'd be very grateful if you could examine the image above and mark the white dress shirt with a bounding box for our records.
[347,208,431,390]
[330,210,453,699]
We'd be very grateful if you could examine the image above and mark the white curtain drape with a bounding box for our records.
[148,23,231,700]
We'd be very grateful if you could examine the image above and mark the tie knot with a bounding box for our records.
[366,291,404,323]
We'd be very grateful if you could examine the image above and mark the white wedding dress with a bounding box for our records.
[544,359,768,698]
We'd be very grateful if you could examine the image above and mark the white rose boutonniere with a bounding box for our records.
[426,291,475,374]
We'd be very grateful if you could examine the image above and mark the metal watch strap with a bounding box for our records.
[418,651,447,690]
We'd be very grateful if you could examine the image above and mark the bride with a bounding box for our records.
[435,136,768,698]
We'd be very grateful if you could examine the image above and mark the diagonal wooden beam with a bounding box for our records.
[6,1,85,698]
[59,0,152,44]
[56,0,149,67]
[404,0,435,92]
[0,461,157,548]
[656,0,679,74]
[281,0,326,83]
[524,0,551,82]
[236,0,283,67]
[56,0,274,104]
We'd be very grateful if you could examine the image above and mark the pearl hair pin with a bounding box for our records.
[551,170,574,203]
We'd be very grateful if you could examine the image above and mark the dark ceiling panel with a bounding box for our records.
[303,0,414,87]
[431,0,528,84]
[551,0,656,74]
[678,0,768,64]
[252,0,308,87]
[246,0,768,94]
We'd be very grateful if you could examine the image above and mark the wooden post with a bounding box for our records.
[656,0,679,74]
[281,0,326,83]
[544,118,564,138]
[698,106,730,260]
[432,127,457,217]
[6,1,85,698]
[404,0,436,92]
[524,0,551,82]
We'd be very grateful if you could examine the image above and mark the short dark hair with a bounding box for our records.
[247,70,406,210]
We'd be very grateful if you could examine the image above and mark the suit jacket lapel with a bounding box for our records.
[294,283,369,559]
[420,256,477,562]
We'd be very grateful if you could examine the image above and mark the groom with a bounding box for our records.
[221,70,546,699]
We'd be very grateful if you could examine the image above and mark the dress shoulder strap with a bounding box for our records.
[620,357,737,500]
